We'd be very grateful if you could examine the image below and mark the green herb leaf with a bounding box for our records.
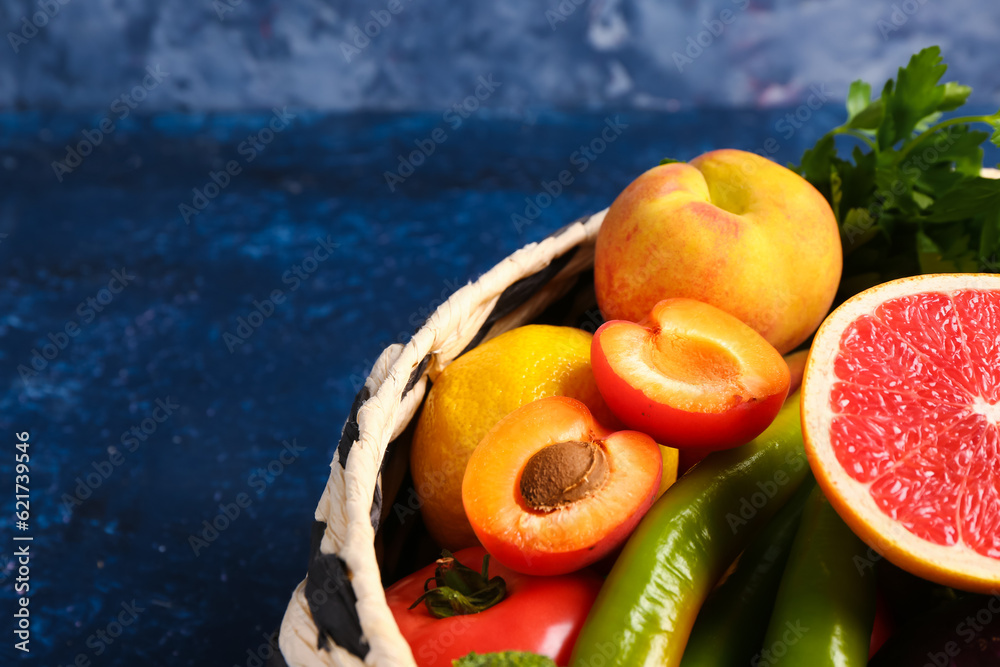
[878,46,949,149]
[924,176,1000,223]
[829,168,844,222]
[847,99,884,131]
[979,207,1000,270]
[918,226,979,273]
[794,46,1000,300]
[846,80,872,125]
[453,651,557,667]
[795,134,836,193]
[940,82,973,111]
[659,157,683,165]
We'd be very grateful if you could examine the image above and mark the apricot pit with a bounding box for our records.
[463,396,663,576]
[519,440,609,512]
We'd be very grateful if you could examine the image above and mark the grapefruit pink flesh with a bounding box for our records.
[831,290,1000,557]
[803,274,1000,593]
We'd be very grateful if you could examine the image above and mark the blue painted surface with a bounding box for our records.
[0,109,997,665]
[2,0,1000,111]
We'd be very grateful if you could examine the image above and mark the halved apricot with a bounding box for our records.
[462,396,663,576]
[591,298,790,451]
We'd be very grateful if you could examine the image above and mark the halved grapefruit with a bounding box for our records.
[802,274,1000,593]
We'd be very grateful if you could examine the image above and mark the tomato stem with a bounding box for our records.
[409,550,507,618]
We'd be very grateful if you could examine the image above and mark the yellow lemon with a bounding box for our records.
[411,324,617,549]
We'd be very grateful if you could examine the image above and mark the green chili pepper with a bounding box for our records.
[569,394,810,667]
[757,484,876,667]
[680,475,815,667]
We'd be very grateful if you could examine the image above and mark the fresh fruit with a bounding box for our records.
[385,547,601,667]
[869,592,893,659]
[784,349,809,394]
[655,445,679,500]
[412,325,617,549]
[591,298,790,451]
[593,149,842,354]
[570,395,810,667]
[760,485,876,667]
[802,274,1000,593]
[462,396,663,576]
[680,477,814,667]
[453,652,556,667]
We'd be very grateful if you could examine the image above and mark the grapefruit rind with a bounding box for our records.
[802,273,1000,594]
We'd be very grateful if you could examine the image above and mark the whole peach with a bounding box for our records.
[594,149,842,353]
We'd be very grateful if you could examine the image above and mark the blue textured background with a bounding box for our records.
[2,0,1000,111]
[2,107,997,667]
[1,0,999,665]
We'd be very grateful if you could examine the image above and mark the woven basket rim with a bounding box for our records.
[275,209,607,667]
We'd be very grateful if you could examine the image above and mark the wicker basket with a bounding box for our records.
[273,208,609,667]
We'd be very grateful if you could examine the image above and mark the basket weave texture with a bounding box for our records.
[272,167,1000,666]
[275,209,608,667]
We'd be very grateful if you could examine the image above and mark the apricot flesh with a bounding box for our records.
[591,298,790,451]
[462,396,662,576]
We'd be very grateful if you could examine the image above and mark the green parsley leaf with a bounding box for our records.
[878,46,949,149]
[453,651,557,667]
[846,80,873,126]
[792,46,1000,300]
[940,82,973,111]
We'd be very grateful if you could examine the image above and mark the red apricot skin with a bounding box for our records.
[591,298,790,452]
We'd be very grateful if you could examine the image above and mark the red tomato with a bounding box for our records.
[385,547,602,666]
[869,590,892,659]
